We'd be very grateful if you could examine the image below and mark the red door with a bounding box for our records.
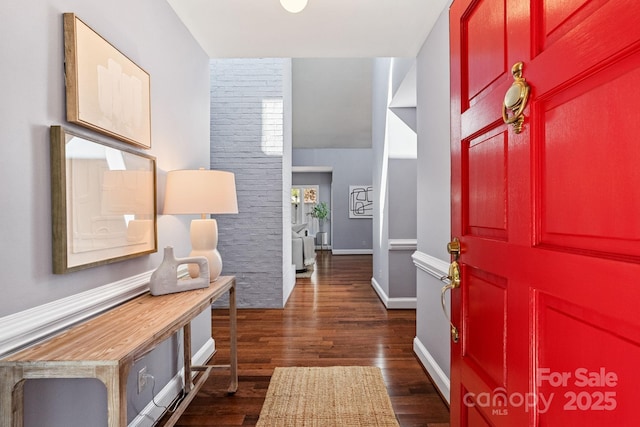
[449,0,640,425]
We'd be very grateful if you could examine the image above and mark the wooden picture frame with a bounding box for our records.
[50,126,157,273]
[63,13,152,149]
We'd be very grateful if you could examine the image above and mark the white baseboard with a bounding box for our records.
[413,336,450,404]
[332,249,373,255]
[129,338,216,427]
[370,277,417,309]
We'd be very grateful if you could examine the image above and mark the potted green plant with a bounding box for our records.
[308,201,330,231]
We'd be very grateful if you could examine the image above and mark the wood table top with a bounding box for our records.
[1,276,234,364]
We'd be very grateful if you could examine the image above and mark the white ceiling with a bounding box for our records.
[166,0,450,58]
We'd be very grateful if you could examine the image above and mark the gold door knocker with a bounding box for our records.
[502,62,530,134]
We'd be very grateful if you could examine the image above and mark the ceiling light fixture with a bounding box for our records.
[280,0,308,13]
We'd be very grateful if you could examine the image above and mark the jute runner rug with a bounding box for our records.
[256,366,400,427]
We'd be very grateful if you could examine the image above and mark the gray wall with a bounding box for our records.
[292,149,372,253]
[1,0,211,425]
[389,250,417,298]
[292,59,373,149]
[210,58,290,308]
[389,159,417,239]
[415,6,452,395]
[388,159,417,299]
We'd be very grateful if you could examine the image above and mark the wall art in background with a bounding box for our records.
[349,185,373,218]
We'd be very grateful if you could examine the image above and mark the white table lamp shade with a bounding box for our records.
[163,169,238,281]
[163,169,238,215]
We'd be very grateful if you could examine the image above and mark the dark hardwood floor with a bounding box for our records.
[160,252,450,426]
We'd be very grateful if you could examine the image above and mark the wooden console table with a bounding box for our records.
[0,275,237,427]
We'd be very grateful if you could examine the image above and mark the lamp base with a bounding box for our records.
[188,248,222,281]
[189,219,223,281]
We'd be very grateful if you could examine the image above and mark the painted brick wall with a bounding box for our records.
[210,59,287,308]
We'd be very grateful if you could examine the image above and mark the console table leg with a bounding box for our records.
[0,367,24,427]
[228,282,238,394]
[183,323,193,393]
[96,365,126,427]
[13,379,24,427]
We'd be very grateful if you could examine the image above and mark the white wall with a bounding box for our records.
[372,58,392,298]
[1,0,211,425]
[413,6,453,402]
[282,60,295,305]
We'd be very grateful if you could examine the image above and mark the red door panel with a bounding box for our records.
[536,292,640,425]
[537,57,640,260]
[466,130,508,239]
[464,267,507,390]
[466,0,507,102]
[450,0,640,425]
[540,0,604,47]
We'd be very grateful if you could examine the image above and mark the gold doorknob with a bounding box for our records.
[447,238,461,259]
[448,260,461,288]
[502,62,530,134]
[443,239,462,343]
[441,260,461,343]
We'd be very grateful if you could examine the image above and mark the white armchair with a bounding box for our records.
[292,223,316,272]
